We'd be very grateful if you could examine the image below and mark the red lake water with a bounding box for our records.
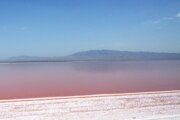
[0,60,180,100]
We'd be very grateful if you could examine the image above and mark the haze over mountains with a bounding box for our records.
[1,50,180,62]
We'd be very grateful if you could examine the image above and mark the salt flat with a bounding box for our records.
[0,90,180,120]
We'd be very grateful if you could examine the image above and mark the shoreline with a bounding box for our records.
[0,90,180,120]
[0,59,180,64]
[1,89,179,103]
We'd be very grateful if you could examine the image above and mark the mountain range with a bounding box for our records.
[1,50,180,62]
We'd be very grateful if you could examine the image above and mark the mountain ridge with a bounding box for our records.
[1,50,180,62]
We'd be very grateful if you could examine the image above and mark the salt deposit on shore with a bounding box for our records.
[0,90,180,120]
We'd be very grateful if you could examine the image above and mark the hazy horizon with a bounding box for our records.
[0,0,180,59]
[0,49,180,61]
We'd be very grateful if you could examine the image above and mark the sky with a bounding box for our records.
[0,0,180,58]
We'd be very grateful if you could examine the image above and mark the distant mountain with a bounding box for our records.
[8,56,47,61]
[1,50,180,63]
[68,50,180,61]
[4,56,67,62]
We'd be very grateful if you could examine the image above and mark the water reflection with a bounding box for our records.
[0,60,180,100]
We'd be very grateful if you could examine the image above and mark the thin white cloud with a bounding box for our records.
[163,17,174,20]
[176,12,180,17]
[145,12,180,24]
[153,17,174,24]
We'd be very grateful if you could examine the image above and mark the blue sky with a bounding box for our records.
[0,0,180,58]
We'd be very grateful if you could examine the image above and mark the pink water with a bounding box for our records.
[0,60,180,100]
